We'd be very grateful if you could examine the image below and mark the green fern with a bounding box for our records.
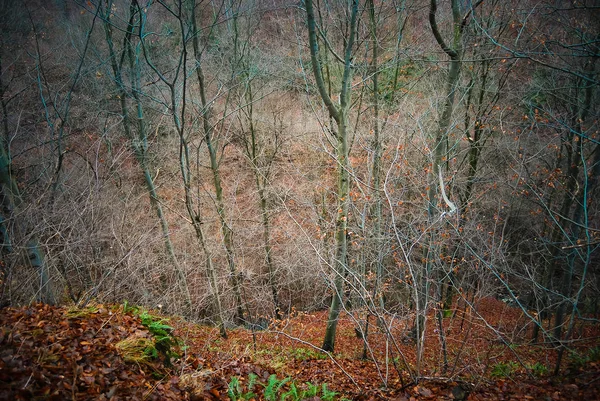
[303,382,319,397]
[263,374,290,401]
[490,361,519,378]
[137,310,181,364]
[227,375,259,401]
[247,373,258,392]
[321,383,338,401]
[281,383,299,401]
[227,377,242,400]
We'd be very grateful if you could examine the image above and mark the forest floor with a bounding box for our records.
[1,298,599,400]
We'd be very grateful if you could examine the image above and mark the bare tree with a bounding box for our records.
[304,0,359,352]
[98,0,191,311]
[189,0,245,325]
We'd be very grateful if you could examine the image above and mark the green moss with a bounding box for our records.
[116,336,157,365]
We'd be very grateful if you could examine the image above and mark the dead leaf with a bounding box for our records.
[418,386,433,397]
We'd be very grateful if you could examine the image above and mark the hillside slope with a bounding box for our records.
[1,302,599,400]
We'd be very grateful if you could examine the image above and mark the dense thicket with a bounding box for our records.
[0,0,598,375]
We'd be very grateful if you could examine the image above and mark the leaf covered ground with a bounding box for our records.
[0,299,599,400]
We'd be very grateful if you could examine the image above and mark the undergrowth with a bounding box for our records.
[569,345,600,369]
[226,373,346,401]
[490,361,520,378]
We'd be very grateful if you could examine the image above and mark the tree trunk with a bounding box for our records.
[323,115,350,352]
[421,0,463,371]
[246,102,281,319]
[305,0,358,353]
[103,0,190,310]
[367,0,385,314]
[553,64,596,373]
[191,0,245,325]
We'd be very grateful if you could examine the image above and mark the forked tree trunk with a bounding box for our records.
[305,0,358,353]
[421,0,464,372]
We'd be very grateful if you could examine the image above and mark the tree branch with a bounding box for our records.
[429,0,458,59]
[305,0,340,123]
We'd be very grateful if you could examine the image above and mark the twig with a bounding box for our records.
[270,330,360,390]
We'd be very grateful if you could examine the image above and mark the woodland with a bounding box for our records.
[0,0,599,399]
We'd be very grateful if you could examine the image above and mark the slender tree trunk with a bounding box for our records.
[367,0,385,314]
[189,207,228,338]
[553,65,596,373]
[191,0,244,324]
[0,52,14,300]
[259,185,281,319]
[462,60,488,209]
[207,129,245,324]
[322,115,351,352]
[0,49,14,258]
[244,93,281,319]
[174,51,226,336]
[305,0,358,353]
[421,0,463,371]
[0,51,9,155]
[102,1,191,309]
